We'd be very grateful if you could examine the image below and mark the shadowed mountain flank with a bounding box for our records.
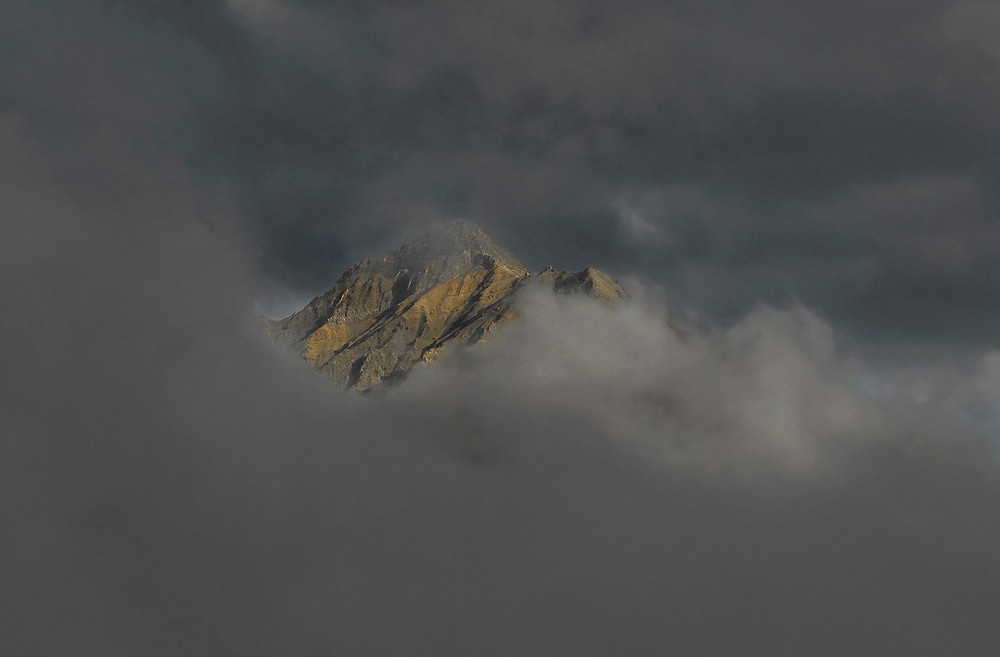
[257,222,628,390]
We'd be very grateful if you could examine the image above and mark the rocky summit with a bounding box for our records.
[256,222,627,390]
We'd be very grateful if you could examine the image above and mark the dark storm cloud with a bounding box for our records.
[66,0,998,349]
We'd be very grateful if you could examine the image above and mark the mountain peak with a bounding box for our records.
[258,223,628,390]
[406,219,495,249]
[385,220,527,279]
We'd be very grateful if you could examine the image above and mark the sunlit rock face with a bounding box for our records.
[257,221,627,390]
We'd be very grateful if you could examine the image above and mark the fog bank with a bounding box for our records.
[2,115,999,656]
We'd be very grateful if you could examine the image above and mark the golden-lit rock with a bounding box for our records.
[257,221,628,390]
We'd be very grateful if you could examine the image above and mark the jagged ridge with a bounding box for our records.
[257,221,627,390]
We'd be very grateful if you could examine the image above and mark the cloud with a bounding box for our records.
[400,283,998,474]
[25,0,988,354]
[4,103,1000,654]
[3,2,1000,654]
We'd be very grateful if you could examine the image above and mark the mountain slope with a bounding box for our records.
[257,222,627,390]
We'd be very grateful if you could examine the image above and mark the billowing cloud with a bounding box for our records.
[4,107,1000,653]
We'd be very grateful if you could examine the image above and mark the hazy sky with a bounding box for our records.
[3,1,1000,655]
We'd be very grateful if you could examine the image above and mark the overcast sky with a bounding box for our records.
[6,0,1000,352]
[3,1,1000,655]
